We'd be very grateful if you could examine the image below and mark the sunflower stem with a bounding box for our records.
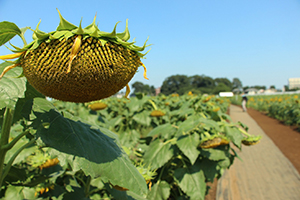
[0,108,14,189]
[1,139,35,187]
[84,175,91,198]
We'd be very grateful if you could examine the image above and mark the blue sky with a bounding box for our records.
[1,0,300,91]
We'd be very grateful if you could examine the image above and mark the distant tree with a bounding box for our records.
[232,78,242,90]
[243,86,249,91]
[191,75,214,88]
[212,83,231,94]
[243,85,266,91]
[253,85,266,90]
[215,78,232,89]
[132,81,144,93]
[150,86,156,95]
[270,85,276,89]
[161,75,191,95]
[190,75,215,94]
[132,81,156,95]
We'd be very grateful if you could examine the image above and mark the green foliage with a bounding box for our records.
[232,77,243,90]
[0,21,21,46]
[160,74,237,95]
[0,63,261,199]
[0,24,260,199]
[238,94,300,127]
[131,81,156,96]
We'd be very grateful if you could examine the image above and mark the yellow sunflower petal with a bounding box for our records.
[0,63,20,80]
[140,62,149,80]
[67,35,82,73]
[0,52,23,60]
[124,84,130,99]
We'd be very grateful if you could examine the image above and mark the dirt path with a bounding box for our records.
[216,105,300,200]
[247,107,300,173]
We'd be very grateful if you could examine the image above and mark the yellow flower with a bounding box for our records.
[203,96,211,102]
[88,102,108,111]
[39,158,59,170]
[212,107,220,112]
[150,110,165,117]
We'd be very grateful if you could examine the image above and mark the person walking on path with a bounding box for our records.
[241,94,248,112]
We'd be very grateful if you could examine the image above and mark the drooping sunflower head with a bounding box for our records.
[150,110,165,117]
[88,102,108,111]
[242,135,261,146]
[199,134,230,149]
[0,9,150,103]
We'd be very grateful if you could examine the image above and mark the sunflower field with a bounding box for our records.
[232,94,300,127]
[0,13,260,200]
[0,66,261,199]
[247,95,300,127]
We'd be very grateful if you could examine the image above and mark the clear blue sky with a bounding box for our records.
[1,0,300,91]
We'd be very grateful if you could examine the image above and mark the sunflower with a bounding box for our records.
[0,9,150,102]
[88,102,108,111]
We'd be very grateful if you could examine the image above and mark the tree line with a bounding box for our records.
[131,74,244,96]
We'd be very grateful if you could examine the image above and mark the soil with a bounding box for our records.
[246,108,300,174]
[205,106,300,200]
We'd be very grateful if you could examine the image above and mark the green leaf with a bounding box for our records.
[133,111,151,126]
[4,166,27,183]
[199,118,220,131]
[62,186,86,200]
[224,126,244,148]
[105,183,147,200]
[3,186,36,200]
[34,109,148,197]
[147,181,170,200]
[0,62,26,109]
[147,123,177,139]
[174,162,206,200]
[143,139,174,170]
[176,134,200,165]
[13,82,45,123]
[119,129,140,147]
[0,21,21,46]
[4,136,37,165]
[200,148,228,161]
[199,159,219,182]
[176,115,203,136]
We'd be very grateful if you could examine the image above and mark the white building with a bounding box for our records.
[289,78,300,90]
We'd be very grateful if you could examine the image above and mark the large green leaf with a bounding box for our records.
[146,123,176,139]
[3,186,35,200]
[133,111,151,126]
[200,148,228,161]
[174,162,206,200]
[13,82,45,123]
[33,108,148,197]
[176,133,200,165]
[224,126,244,148]
[105,183,147,200]
[199,159,219,182]
[143,139,174,170]
[4,137,37,165]
[0,62,26,109]
[0,21,21,46]
[119,129,140,147]
[176,115,203,136]
[147,181,170,200]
